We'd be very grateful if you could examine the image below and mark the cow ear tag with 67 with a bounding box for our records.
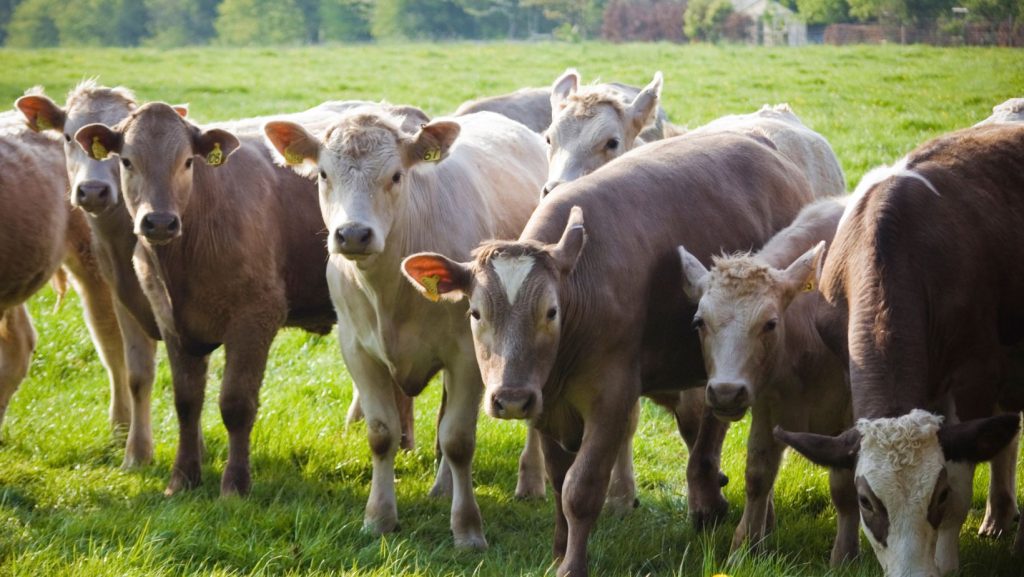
[423,147,441,163]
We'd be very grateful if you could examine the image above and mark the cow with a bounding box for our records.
[262,106,547,549]
[454,87,553,133]
[774,123,1024,577]
[678,198,858,564]
[16,81,386,467]
[71,101,338,497]
[0,108,129,440]
[401,131,814,576]
[976,97,1024,125]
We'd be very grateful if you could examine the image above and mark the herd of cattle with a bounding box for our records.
[1,69,1023,577]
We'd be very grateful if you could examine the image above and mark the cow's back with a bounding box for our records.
[455,88,551,134]
[523,132,813,391]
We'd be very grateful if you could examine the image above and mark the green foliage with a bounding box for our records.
[522,0,606,37]
[370,0,478,39]
[5,0,57,47]
[0,43,1022,577]
[796,0,851,24]
[320,0,372,42]
[144,0,219,47]
[960,0,1023,22]
[683,0,733,41]
[847,0,956,24]
[215,0,305,45]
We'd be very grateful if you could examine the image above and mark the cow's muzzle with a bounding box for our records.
[333,222,375,258]
[140,211,181,245]
[706,380,751,422]
[75,180,114,214]
[488,387,540,420]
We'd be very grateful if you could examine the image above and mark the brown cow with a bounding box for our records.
[402,132,814,576]
[679,198,858,564]
[73,102,336,496]
[0,108,129,438]
[775,124,1024,576]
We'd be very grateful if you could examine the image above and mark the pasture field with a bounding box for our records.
[0,43,1022,577]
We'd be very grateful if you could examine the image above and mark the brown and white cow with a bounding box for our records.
[17,82,382,467]
[0,108,129,439]
[72,102,337,496]
[775,124,1024,576]
[679,198,859,564]
[263,106,546,549]
[402,131,814,576]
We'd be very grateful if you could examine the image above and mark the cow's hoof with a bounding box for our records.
[979,508,1018,538]
[121,444,154,469]
[691,497,729,530]
[514,483,546,500]
[164,466,201,496]
[454,532,488,551]
[363,517,399,536]
[220,469,251,497]
[603,494,638,517]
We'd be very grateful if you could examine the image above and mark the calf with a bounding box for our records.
[775,124,1024,576]
[679,199,858,564]
[402,132,813,576]
[263,107,546,548]
[0,109,130,440]
[74,102,336,496]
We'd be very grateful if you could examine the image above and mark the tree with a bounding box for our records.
[0,0,18,44]
[215,0,306,44]
[371,0,478,39]
[796,0,851,23]
[320,0,372,41]
[960,0,1022,23]
[521,0,607,38]
[684,0,733,41]
[145,0,220,46]
[846,0,955,24]
[6,0,60,46]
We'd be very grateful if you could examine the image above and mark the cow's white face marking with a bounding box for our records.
[492,255,535,305]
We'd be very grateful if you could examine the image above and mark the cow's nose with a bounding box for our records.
[140,212,181,243]
[541,180,562,198]
[490,389,537,420]
[75,181,112,212]
[334,223,374,256]
[706,381,750,419]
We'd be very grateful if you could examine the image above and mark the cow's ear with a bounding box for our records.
[75,123,122,160]
[551,68,580,114]
[264,121,320,167]
[193,128,240,167]
[626,71,662,139]
[774,426,860,470]
[778,241,825,306]
[938,414,1021,463]
[549,206,586,275]
[401,120,460,168]
[678,245,708,303]
[172,104,189,118]
[402,253,473,302]
[16,93,66,133]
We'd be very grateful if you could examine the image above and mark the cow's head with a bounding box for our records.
[542,69,662,196]
[16,81,188,216]
[264,107,458,263]
[679,242,824,421]
[73,102,238,246]
[776,410,1019,577]
[400,207,586,420]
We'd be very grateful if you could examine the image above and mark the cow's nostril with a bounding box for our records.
[167,218,180,232]
[521,393,535,414]
[334,229,345,243]
[97,188,108,199]
[359,228,372,244]
[492,395,505,413]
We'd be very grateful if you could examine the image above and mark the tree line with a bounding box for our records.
[0,0,1018,47]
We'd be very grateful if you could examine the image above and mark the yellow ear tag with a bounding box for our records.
[91,136,109,160]
[420,274,441,302]
[36,116,52,131]
[423,147,441,162]
[803,280,815,292]
[206,142,224,166]
[284,148,305,165]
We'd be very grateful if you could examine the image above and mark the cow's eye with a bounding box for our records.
[121,158,132,169]
[606,138,620,150]
[470,309,481,321]
[692,316,704,330]
[859,495,874,512]
[319,170,327,180]
[392,172,402,184]
[545,135,551,145]
[184,158,193,169]
[64,134,72,143]
[546,307,557,321]
[937,488,949,504]
[763,319,778,332]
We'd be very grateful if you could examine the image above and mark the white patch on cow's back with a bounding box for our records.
[840,157,940,230]
[492,256,535,305]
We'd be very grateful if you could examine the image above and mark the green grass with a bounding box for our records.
[0,43,1022,576]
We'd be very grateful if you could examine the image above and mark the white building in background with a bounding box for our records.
[733,0,808,46]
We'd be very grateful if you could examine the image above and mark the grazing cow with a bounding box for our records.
[16,82,383,466]
[73,102,337,496]
[679,199,858,564]
[402,132,814,576]
[263,106,546,549]
[687,104,847,198]
[0,109,131,438]
[774,124,1024,576]
[976,97,1024,125]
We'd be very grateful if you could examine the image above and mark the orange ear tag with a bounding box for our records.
[91,136,109,160]
[206,142,224,166]
[420,274,441,302]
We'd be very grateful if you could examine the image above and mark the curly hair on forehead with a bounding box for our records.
[323,108,405,158]
[472,240,551,267]
[65,78,137,110]
[562,87,628,118]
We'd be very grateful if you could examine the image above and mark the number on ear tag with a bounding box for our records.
[206,142,224,166]
[420,274,441,302]
[423,148,441,162]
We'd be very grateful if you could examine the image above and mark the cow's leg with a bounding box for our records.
[430,381,452,498]
[672,387,729,489]
[557,372,634,577]
[62,249,132,431]
[687,405,730,528]
[219,322,277,496]
[164,338,209,495]
[344,342,402,534]
[541,430,575,562]
[829,466,859,565]
[605,400,639,516]
[0,305,37,431]
[731,407,784,553]
[113,303,157,468]
[516,426,547,499]
[979,428,1019,538]
[439,363,486,549]
[349,384,414,451]
[346,387,363,424]
[936,460,975,574]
